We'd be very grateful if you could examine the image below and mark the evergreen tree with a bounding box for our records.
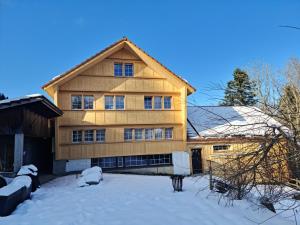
[220,68,257,106]
[0,93,7,100]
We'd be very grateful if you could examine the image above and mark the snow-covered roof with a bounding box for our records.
[187,106,283,139]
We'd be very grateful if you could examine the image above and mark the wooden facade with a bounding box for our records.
[43,38,195,161]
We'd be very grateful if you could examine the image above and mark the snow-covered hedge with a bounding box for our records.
[77,166,103,187]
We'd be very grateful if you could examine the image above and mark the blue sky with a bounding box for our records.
[0,0,299,105]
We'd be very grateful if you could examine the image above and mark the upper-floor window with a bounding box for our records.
[105,95,125,110]
[135,128,143,140]
[105,96,114,110]
[72,95,82,110]
[84,130,94,142]
[84,96,94,109]
[213,145,230,151]
[154,128,163,140]
[145,128,153,140]
[125,63,133,77]
[96,129,105,142]
[115,96,125,110]
[72,130,82,143]
[144,96,153,110]
[124,128,133,141]
[154,96,162,109]
[114,63,123,77]
[165,128,173,139]
[164,96,172,109]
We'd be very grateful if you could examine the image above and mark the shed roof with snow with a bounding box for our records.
[187,106,282,139]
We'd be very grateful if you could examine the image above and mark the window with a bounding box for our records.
[144,96,152,109]
[91,154,172,170]
[135,129,143,140]
[124,155,148,167]
[145,128,153,140]
[105,96,114,110]
[117,157,123,167]
[148,154,172,165]
[164,96,172,109]
[96,129,105,142]
[84,96,94,109]
[84,130,94,142]
[124,128,133,141]
[99,157,117,168]
[71,95,82,110]
[125,63,133,77]
[114,63,123,76]
[165,128,173,139]
[72,130,82,143]
[115,96,125,110]
[154,128,163,140]
[154,96,162,109]
[213,145,230,151]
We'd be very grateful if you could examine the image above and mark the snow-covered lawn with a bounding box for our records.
[0,174,296,225]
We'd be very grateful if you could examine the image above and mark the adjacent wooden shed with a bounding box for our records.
[0,94,62,174]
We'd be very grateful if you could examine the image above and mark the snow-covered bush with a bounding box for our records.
[77,166,103,187]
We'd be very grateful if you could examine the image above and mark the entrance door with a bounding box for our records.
[191,149,202,174]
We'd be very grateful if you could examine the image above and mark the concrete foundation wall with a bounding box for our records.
[65,159,91,172]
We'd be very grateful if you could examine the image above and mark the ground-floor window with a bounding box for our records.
[91,154,172,169]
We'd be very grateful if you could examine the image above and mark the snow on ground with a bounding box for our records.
[0,174,296,225]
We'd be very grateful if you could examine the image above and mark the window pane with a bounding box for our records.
[105,96,114,110]
[145,128,153,140]
[117,157,123,167]
[154,96,162,109]
[154,128,163,140]
[135,129,143,140]
[84,96,94,109]
[148,154,172,165]
[99,157,117,168]
[124,155,148,167]
[114,63,123,76]
[115,96,125,109]
[96,129,105,142]
[144,96,152,109]
[124,128,133,141]
[213,145,230,151]
[84,130,94,142]
[125,63,133,77]
[72,95,82,109]
[72,130,82,143]
[165,128,173,139]
[164,96,172,109]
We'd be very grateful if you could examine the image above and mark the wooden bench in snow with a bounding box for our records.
[0,176,32,216]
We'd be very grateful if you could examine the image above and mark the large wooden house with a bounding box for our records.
[43,38,195,174]
[42,38,284,175]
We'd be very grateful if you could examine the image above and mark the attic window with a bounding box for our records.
[213,145,230,151]
[125,63,133,77]
[114,63,123,76]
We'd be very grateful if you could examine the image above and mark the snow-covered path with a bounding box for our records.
[0,174,295,225]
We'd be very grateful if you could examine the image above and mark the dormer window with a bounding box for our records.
[114,63,123,77]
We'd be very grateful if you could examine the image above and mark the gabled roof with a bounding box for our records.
[187,106,283,139]
[0,94,63,118]
[42,37,196,96]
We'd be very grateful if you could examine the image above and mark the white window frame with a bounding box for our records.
[96,129,105,142]
[72,130,82,143]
